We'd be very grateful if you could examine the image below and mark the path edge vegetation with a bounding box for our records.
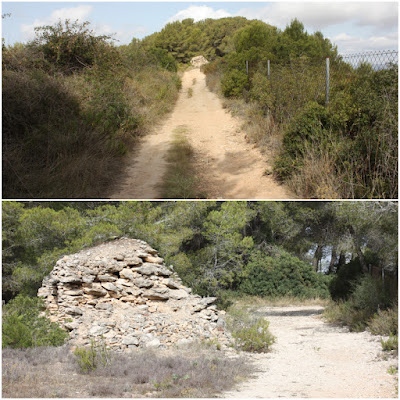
[3,16,397,199]
[3,19,182,198]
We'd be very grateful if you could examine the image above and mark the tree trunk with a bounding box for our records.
[348,225,369,273]
[328,245,337,274]
[313,244,323,272]
[336,251,346,273]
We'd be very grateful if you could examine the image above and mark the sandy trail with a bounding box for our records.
[223,306,397,398]
[110,68,291,199]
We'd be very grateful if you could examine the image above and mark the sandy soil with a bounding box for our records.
[223,306,398,398]
[110,68,291,199]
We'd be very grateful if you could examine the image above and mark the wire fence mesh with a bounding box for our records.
[330,50,398,93]
[337,50,398,71]
[250,50,398,115]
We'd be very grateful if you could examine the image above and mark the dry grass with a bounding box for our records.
[3,63,180,199]
[232,295,330,311]
[2,344,253,398]
[286,141,343,199]
[161,126,206,199]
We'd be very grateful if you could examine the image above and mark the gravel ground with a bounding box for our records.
[222,305,398,398]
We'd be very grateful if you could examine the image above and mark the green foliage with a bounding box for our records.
[329,258,363,300]
[221,69,249,97]
[273,64,398,198]
[240,249,330,299]
[381,335,398,352]
[200,17,396,199]
[227,306,275,353]
[274,102,336,180]
[150,17,251,64]
[29,19,116,73]
[2,201,397,309]
[324,275,393,332]
[350,275,389,313]
[2,295,68,348]
[232,319,275,353]
[234,21,277,55]
[74,339,112,373]
[3,19,181,198]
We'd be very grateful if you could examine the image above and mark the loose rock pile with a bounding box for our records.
[190,55,209,67]
[38,238,231,351]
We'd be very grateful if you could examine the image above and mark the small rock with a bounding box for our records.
[120,268,134,280]
[97,274,117,282]
[146,338,161,348]
[122,336,140,346]
[65,307,83,316]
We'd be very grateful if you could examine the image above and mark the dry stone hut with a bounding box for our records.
[38,238,230,351]
[190,55,208,68]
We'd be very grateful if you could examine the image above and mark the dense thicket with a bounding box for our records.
[3,20,181,198]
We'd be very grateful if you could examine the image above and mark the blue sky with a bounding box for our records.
[2,1,398,54]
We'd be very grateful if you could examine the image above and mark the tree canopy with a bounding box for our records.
[3,201,397,303]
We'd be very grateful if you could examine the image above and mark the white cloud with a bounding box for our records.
[166,5,232,24]
[95,24,148,44]
[21,5,93,41]
[331,31,399,54]
[238,2,398,32]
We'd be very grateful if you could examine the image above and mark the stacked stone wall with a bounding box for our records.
[38,238,230,351]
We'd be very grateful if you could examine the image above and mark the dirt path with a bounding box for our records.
[223,306,398,398]
[110,68,291,199]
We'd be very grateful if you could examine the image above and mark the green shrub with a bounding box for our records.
[29,19,116,73]
[273,63,398,198]
[2,67,128,198]
[324,275,392,332]
[232,318,275,353]
[381,335,398,352]
[368,305,398,336]
[240,249,330,299]
[74,339,112,373]
[323,301,372,332]
[221,69,248,97]
[227,306,275,353]
[350,275,389,313]
[3,21,181,198]
[2,295,68,348]
[274,101,336,180]
[328,258,363,300]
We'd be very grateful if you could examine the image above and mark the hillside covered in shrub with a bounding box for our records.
[3,20,181,198]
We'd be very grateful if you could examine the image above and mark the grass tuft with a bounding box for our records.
[161,126,206,199]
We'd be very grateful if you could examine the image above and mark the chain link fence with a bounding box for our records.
[248,50,398,118]
[330,50,398,97]
[336,50,398,71]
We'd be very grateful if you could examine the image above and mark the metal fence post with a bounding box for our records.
[246,60,249,75]
[325,57,330,107]
[267,59,270,79]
